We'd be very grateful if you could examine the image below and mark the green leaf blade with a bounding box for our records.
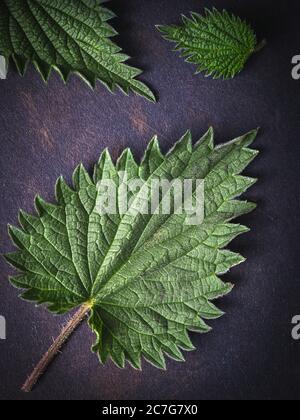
[0,0,155,101]
[5,128,258,368]
[158,8,261,79]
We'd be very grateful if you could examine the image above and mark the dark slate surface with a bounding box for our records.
[0,0,300,401]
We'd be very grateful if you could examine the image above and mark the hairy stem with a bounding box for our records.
[22,303,91,393]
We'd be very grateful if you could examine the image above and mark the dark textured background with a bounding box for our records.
[0,0,300,401]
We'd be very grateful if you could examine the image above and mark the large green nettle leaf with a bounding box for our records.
[0,0,155,101]
[5,128,258,389]
[158,8,265,79]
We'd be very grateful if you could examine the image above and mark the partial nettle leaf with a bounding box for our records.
[0,0,155,101]
[158,8,266,79]
[5,128,258,389]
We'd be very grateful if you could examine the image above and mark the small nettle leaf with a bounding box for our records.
[0,0,155,101]
[6,128,258,381]
[158,8,265,80]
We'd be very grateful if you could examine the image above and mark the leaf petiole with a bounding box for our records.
[22,303,92,393]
